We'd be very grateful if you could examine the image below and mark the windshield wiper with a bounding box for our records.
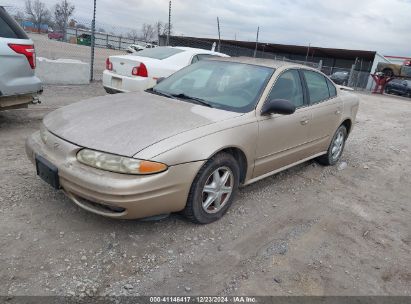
[146,88,175,99]
[171,93,213,108]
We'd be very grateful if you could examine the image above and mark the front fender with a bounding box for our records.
[135,120,259,181]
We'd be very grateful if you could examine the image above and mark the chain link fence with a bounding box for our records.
[5,5,372,88]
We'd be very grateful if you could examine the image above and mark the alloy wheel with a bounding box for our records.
[331,130,345,160]
[202,166,234,214]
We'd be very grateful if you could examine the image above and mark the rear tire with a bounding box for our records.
[183,152,239,224]
[104,87,117,94]
[317,125,347,166]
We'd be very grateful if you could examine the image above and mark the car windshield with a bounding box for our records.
[151,60,274,113]
[132,47,184,60]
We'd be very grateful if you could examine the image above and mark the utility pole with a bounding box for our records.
[253,26,259,58]
[166,1,171,46]
[157,22,160,45]
[305,43,310,64]
[217,17,221,53]
[89,0,96,82]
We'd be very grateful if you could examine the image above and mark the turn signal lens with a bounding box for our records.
[76,149,167,175]
[139,161,168,174]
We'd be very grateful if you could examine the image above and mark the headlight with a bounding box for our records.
[76,149,168,175]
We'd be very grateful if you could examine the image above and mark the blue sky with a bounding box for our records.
[6,0,411,56]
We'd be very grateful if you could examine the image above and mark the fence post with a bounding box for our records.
[348,64,355,88]
[318,60,323,71]
[89,0,96,82]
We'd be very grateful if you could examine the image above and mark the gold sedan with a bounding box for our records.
[26,57,359,224]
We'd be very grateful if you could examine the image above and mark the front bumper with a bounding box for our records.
[25,130,205,219]
[102,70,155,93]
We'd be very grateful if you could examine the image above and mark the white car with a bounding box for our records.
[126,43,156,53]
[103,46,229,93]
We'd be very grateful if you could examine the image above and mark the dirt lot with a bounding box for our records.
[0,84,410,296]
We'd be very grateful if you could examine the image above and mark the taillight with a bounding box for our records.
[106,58,113,71]
[8,44,36,69]
[131,63,148,77]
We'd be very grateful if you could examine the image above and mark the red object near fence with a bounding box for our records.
[371,74,394,94]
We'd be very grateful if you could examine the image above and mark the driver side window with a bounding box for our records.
[267,70,304,108]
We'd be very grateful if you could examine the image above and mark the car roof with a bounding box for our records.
[171,46,228,57]
[208,56,310,69]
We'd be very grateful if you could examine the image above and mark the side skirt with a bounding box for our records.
[242,151,327,186]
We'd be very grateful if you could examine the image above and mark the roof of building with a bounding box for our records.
[166,36,377,61]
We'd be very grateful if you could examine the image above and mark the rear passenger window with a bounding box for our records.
[191,55,199,64]
[326,78,337,97]
[0,16,17,38]
[303,70,330,104]
[0,7,28,39]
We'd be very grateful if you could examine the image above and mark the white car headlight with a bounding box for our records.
[76,149,168,175]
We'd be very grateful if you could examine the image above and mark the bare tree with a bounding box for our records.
[13,11,26,24]
[153,21,173,45]
[25,0,51,33]
[141,23,155,42]
[127,30,140,41]
[54,0,74,37]
[155,21,173,36]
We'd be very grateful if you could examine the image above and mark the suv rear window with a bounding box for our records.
[132,47,184,60]
[0,7,29,39]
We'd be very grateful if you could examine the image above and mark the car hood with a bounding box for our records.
[43,92,243,157]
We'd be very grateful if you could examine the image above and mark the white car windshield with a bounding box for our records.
[152,60,274,113]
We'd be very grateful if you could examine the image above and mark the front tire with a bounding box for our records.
[183,152,240,224]
[317,125,347,166]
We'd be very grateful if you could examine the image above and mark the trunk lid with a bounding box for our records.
[109,55,158,77]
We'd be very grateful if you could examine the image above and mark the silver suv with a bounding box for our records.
[0,6,42,111]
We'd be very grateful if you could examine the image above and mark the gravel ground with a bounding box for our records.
[30,33,127,80]
[0,84,410,296]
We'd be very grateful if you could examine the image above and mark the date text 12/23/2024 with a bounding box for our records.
[149,297,257,303]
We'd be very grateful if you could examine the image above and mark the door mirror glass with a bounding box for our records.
[261,99,296,115]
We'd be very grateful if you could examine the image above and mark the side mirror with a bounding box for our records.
[261,99,296,115]
[156,77,165,84]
